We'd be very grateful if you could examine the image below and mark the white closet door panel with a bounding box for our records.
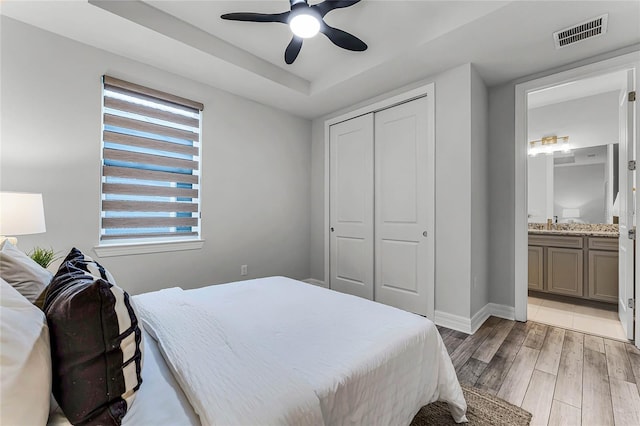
[374,97,433,316]
[330,113,374,300]
[379,118,418,223]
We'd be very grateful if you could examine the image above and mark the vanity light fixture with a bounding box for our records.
[528,135,570,156]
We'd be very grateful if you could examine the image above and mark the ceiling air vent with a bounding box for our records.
[553,14,608,49]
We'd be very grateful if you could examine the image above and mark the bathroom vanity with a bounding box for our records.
[528,225,619,304]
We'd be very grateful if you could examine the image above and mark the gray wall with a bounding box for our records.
[1,17,312,295]
[488,83,517,307]
[529,91,620,149]
[310,63,490,319]
[470,66,490,317]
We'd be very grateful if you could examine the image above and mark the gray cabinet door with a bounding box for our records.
[547,247,583,297]
[588,250,619,303]
[528,246,544,291]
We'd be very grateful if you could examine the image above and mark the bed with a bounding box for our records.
[1,243,467,426]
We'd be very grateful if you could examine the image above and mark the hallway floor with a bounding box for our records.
[528,296,627,341]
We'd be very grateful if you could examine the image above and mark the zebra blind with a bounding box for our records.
[100,76,203,243]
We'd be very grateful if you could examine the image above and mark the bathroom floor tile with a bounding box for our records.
[528,296,628,342]
[528,296,545,306]
[539,298,577,312]
[534,305,574,328]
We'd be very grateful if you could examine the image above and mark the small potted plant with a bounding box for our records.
[28,247,59,269]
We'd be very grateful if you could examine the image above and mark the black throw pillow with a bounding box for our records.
[44,248,143,425]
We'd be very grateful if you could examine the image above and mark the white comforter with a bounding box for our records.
[134,276,467,425]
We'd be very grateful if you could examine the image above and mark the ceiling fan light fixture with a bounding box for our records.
[289,13,320,38]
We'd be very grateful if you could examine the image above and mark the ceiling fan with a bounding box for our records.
[221,0,367,64]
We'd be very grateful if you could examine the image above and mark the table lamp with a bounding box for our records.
[0,192,46,245]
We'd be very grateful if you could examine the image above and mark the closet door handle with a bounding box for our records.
[422,231,428,237]
[331,227,335,232]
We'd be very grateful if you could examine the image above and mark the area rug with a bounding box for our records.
[410,385,532,426]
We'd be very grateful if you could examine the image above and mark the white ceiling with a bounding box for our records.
[2,0,640,119]
[528,69,628,109]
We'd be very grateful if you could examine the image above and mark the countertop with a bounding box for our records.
[528,229,619,237]
[528,223,619,238]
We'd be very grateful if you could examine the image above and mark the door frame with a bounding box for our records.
[323,83,436,319]
[514,52,640,346]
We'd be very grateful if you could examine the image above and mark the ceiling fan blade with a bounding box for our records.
[312,0,361,17]
[220,12,289,23]
[285,36,303,64]
[320,23,367,51]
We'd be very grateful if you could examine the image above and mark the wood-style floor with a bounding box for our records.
[437,317,640,426]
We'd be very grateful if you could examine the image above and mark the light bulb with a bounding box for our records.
[290,13,320,38]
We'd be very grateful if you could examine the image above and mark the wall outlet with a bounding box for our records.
[241,265,248,276]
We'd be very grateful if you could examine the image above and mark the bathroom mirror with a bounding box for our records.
[528,144,619,224]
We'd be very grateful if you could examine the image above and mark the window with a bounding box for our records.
[99,76,203,245]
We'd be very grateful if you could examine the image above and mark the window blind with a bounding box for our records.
[100,76,203,242]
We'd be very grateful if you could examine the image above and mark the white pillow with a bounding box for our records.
[0,240,53,302]
[0,277,52,425]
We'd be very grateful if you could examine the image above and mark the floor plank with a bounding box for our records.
[457,358,488,387]
[554,330,584,409]
[442,334,464,355]
[524,322,549,350]
[450,321,495,369]
[626,345,640,395]
[536,326,565,375]
[448,329,471,340]
[605,339,636,383]
[584,334,605,354]
[496,345,540,406]
[609,378,640,426]
[521,370,556,426]
[471,319,515,363]
[582,348,614,426]
[475,321,530,395]
[548,400,581,426]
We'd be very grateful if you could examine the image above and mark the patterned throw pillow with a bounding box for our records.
[44,248,143,425]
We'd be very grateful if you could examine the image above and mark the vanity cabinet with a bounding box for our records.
[528,234,618,304]
[527,246,544,291]
[547,247,583,297]
[587,238,619,303]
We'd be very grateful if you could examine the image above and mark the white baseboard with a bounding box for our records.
[434,310,473,334]
[303,278,328,288]
[436,303,516,335]
[487,303,516,321]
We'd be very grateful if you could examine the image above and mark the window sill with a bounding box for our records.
[93,239,205,258]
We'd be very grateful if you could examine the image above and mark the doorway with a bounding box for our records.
[526,70,627,340]
[514,53,640,347]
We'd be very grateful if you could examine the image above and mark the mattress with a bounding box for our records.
[135,276,466,425]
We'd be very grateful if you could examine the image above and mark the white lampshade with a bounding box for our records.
[0,192,46,236]
[562,208,581,218]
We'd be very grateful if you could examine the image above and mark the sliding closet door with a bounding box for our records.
[329,114,374,300]
[374,97,433,316]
